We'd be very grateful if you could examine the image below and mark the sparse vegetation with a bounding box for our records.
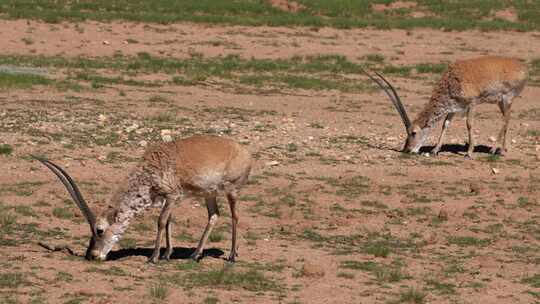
[0,1,538,31]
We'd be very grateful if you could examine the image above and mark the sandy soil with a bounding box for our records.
[0,20,539,304]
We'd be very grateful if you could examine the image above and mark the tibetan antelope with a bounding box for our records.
[364,56,528,158]
[34,135,252,263]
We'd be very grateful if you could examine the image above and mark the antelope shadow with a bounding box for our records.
[107,246,224,261]
[420,144,493,155]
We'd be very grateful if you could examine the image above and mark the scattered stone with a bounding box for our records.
[511,139,517,144]
[426,232,438,245]
[139,140,148,147]
[102,40,110,45]
[491,168,500,174]
[98,114,107,122]
[265,160,280,167]
[469,183,483,194]
[437,209,448,221]
[160,129,173,142]
[125,123,139,133]
[301,262,325,278]
[488,136,497,142]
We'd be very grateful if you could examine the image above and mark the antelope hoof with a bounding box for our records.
[492,147,504,156]
[147,255,160,264]
[190,252,201,262]
[162,253,172,261]
[162,248,173,261]
[227,255,236,264]
[464,154,474,160]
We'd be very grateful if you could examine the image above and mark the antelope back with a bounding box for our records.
[143,135,252,193]
[449,56,527,98]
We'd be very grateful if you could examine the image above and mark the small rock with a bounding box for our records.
[511,139,517,144]
[492,168,500,174]
[426,232,438,245]
[265,161,280,167]
[125,123,139,133]
[160,129,173,142]
[98,155,107,161]
[469,183,483,194]
[102,40,110,45]
[488,136,497,142]
[98,114,107,122]
[438,209,448,221]
[422,152,430,157]
[139,140,148,147]
[301,262,325,278]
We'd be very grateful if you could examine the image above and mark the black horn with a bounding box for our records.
[32,155,97,236]
[361,68,412,135]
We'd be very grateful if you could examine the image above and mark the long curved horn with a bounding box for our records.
[32,155,97,236]
[361,68,412,135]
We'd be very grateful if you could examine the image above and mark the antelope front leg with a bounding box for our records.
[433,113,455,155]
[465,106,475,159]
[190,196,219,262]
[492,100,513,156]
[226,192,239,263]
[163,214,173,261]
[149,197,173,264]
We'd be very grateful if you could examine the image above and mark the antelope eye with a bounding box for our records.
[96,228,104,237]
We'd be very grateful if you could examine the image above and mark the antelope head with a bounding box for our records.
[33,156,119,261]
[362,69,431,153]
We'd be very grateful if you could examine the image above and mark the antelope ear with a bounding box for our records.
[408,125,421,135]
[104,206,118,224]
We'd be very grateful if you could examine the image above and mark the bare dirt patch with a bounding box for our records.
[268,0,305,13]
[493,8,519,22]
[372,1,417,12]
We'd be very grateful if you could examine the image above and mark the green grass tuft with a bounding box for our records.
[0,144,13,155]
[0,72,51,89]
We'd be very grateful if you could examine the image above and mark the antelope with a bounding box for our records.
[364,56,528,158]
[33,135,252,263]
